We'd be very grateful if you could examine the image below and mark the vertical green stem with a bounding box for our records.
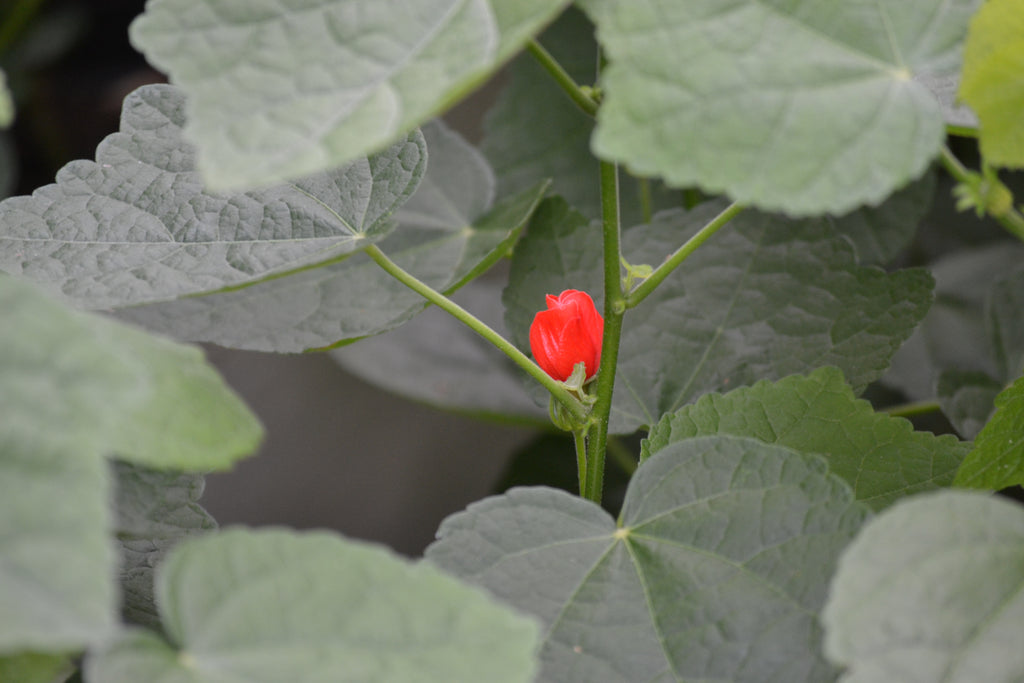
[572,428,589,497]
[638,177,653,224]
[584,161,626,503]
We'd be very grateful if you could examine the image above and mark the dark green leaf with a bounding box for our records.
[937,369,1001,439]
[826,170,935,265]
[504,199,934,433]
[643,367,969,510]
[482,7,680,224]
[428,435,870,682]
[130,0,572,189]
[955,374,1024,489]
[119,121,546,352]
[87,528,541,683]
[580,0,979,215]
[0,84,425,310]
[823,490,1024,682]
[332,277,546,424]
[112,461,216,630]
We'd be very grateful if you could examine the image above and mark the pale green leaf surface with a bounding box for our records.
[481,7,680,224]
[427,435,870,682]
[130,0,570,190]
[119,122,546,352]
[823,491,1024,682]
[643,367,969,510]
[0,84,426,310]
[937,369,1001,440]
[113,462,216,630]
[580,0,980,215]
[87,528,541,683]
[955,374,1024,489]
[504,199,934,433]
[0,438,114,653]
[0,652,74,683]
[913,71,978,128]
[332,278,546,424]
[959,0,1024,167]
[0,273,262,470]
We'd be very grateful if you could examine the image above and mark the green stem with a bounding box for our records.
[526,39,599,118]
[883,400,942,418]
[625,201,743,308]
[0,0,47,55]
[363,244,588,423]
[584,161,626,503]
[638,177,653,224]
[573,428,589,496]
[940,145,1024,242]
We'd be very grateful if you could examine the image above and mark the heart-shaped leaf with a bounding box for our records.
[87,528,540,683]
[130,0,571,190]
[824,490,1024,682]
[504,199,934,433]
[643,367,969,510]
[428,435,870,682]
[0,84,426,310]
[119,121,547,352]
[579,0,980,215]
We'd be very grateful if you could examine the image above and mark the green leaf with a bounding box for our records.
[481,7,680,224]
[0,84,426,310]
[120,121,547,352]
[0,437,114,653]
[0,273,262,470]
[826,170,935,265]
[504,199,934,433]
[936,369,1001,439]
[823,490,1024,682]
[580,0,980,215]
[427,435,870,682]
[0,652,73,683]
[955,374,1024,489]
[332,278,546,424]
[130,0,571,190]
[643,367,969,510]
[959,0,1024,167]
[112,462,216,630]
[86,528,541,683]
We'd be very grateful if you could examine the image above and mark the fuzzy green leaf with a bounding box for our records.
[823,491,1024,682]
[130,0,571,190]
[87,528,541,683]
[504,199,934,433]
[0,84,425,310]
[644,367,969,510]
[955,374,1024,489]
[0,273,262,470]
[937,369,1001,439]
[580,0,980,215]
[120,121,545,352]
[959,0,1024,167]
[113,462,216,630]
[427,435,870,682]
[0,438,114,653]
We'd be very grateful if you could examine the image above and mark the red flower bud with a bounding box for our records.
[529,289,604,382]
